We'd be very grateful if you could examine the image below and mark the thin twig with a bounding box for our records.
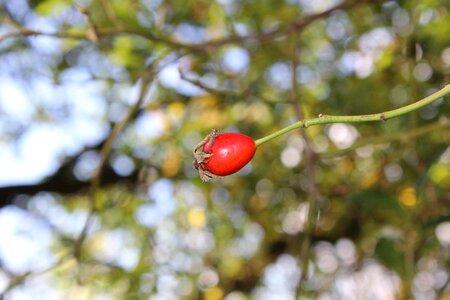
[0,26,194,52]
[72,62,157,263]
[0,252,71,298]
[402,6,419,298]
[178,67,248,97]
[437,275,450,299]
[255,84,450,147]
[287,34,321,297]
[99,0,122,26]
[75,3,100,42]
[0,27,86,42]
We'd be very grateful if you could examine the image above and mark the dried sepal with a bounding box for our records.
[193,129,221,181]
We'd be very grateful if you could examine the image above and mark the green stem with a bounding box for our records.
[255,84,450,147]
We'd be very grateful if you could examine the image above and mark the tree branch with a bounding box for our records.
[0,140,140,208]
[189,0,381,49]
[0,0,381,51]
[72,64,157,263]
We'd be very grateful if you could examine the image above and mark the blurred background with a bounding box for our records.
[0,0,449,299]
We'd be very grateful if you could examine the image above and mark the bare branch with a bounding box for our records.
[72,65,157,263]
[189,0,381,50]
[0,0,381,51]
[0,252,71,298]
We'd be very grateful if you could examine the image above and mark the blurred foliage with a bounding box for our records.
[0,0,450,299]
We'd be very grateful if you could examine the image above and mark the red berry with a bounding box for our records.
[193,130,256,181]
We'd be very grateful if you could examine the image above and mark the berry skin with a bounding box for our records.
[193,130,256,181]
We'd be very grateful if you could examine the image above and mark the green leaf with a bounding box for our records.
[347,190,404,213]
[423,214,450,229]
[375,237,408,278]
[35,0,70,15]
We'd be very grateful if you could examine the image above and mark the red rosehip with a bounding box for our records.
[193,130,256,181]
